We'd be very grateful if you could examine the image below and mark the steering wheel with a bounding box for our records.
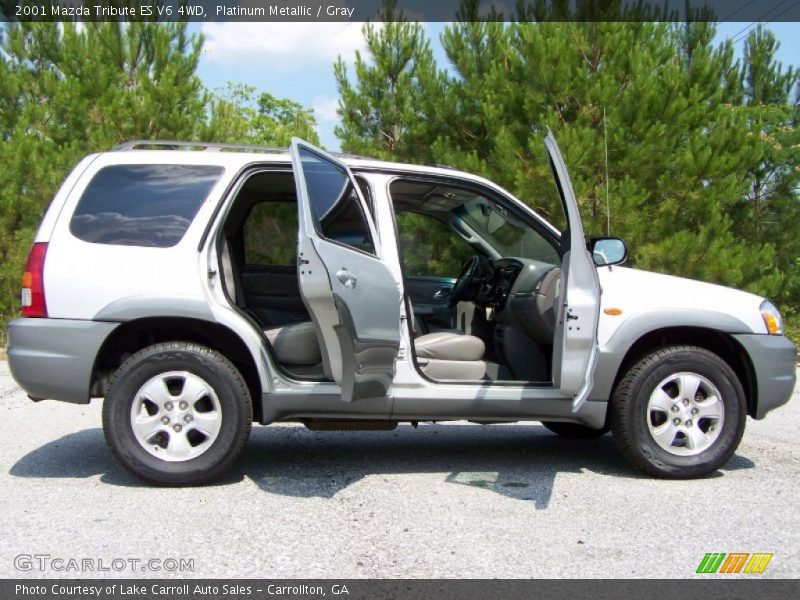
[449,255,492,307]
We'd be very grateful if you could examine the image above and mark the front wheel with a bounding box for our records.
[102,342,252,486]
[610,345,746,479]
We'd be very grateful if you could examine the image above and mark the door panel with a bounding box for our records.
[291,139,402,402]
[405,276,457,333]
[239,265,309,327]
[544,132,601,411]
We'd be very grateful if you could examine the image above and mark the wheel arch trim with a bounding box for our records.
[94,296,215,322]
[590,310,753,404]
[91,308,274,409]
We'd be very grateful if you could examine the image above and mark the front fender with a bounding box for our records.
[589,309,753,402]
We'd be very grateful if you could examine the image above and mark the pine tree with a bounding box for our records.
[731,27,800,337]
[334,3,797,334]
[0,21,208,337]
[435,17,775,293]
[334,0,444,160]
[0,21,326,342]
[202,83,319,147]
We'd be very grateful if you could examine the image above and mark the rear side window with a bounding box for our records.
[244,201,298,267]
[70,164,223,247]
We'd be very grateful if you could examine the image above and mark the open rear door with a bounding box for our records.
[544,132,601,412]
[290,139,402,401]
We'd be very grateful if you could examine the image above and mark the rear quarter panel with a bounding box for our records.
[43,152,241,320]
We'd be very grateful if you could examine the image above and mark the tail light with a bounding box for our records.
[21,242,48,318]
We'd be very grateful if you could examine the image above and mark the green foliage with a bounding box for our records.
[730,26,800,322]
[243,202,298,267]
[395,212,474,277]
[334,0,445,160]
[203,83,319,147]
[0,20,208,342]
[334,2,799,325]
[781,308,800,346]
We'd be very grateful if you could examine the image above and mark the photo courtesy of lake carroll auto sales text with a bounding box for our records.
[15,583,349,597]
[0,0,798,598]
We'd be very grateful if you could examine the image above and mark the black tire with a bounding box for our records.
[102,342,252,486]
[610,345,746,479]
[541,421,609,438]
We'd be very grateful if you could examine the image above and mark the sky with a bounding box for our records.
[192,21,800,152]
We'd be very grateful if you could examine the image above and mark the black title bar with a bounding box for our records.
[3,0,800,23]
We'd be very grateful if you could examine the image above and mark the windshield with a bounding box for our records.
[456,197,560,264]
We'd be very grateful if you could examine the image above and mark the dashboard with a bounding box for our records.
[476,259,521,310]
[477,257,561,345]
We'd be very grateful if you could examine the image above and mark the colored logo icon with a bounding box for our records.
[696,553,773,574]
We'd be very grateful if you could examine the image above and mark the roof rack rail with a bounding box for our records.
[113,140,379,162]
[331,151,375,161]
[113,140,288,153]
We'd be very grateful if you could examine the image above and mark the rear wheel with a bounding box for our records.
[102,342,252,485]
[541,421,609,438]
[610,345,746,479]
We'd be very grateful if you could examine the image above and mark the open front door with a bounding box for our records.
[290,139,402,402]
[545,132,601,412]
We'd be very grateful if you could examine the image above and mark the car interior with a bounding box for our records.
[218,169,565,385]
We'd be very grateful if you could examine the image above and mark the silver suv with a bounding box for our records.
[7,135,796,485]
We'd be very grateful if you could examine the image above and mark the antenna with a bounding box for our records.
[604,108,611,237]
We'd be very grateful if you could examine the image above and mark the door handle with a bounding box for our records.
[432,287,451,300]
[336,268,357,289]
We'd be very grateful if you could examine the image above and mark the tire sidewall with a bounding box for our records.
[103,344,250,485]
[623,349,746,476]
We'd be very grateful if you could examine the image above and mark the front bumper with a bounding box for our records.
[7,318,119,404]
[733,334,797,419]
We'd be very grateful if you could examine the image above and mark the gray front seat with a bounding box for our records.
[264,324,486,381]
[406,297,486,380]
[264,322,487,381]
[413,331,486,380]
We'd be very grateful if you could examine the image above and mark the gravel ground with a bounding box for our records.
[0,359,797,579]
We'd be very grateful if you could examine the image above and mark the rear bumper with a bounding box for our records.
[7,318,118,404]
[733,334,796,419]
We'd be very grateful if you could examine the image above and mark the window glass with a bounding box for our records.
[298,147,375,254]
[244,202,297,266]
[458,197,560,264]
[356,177,374,219]
[395,212,474,278]
[70,164,222,247]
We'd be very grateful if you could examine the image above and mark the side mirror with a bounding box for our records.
[589,237,628,266]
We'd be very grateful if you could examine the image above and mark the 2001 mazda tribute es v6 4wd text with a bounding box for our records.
[7,133,796,485]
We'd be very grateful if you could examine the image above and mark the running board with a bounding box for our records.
[302,419,398,431]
